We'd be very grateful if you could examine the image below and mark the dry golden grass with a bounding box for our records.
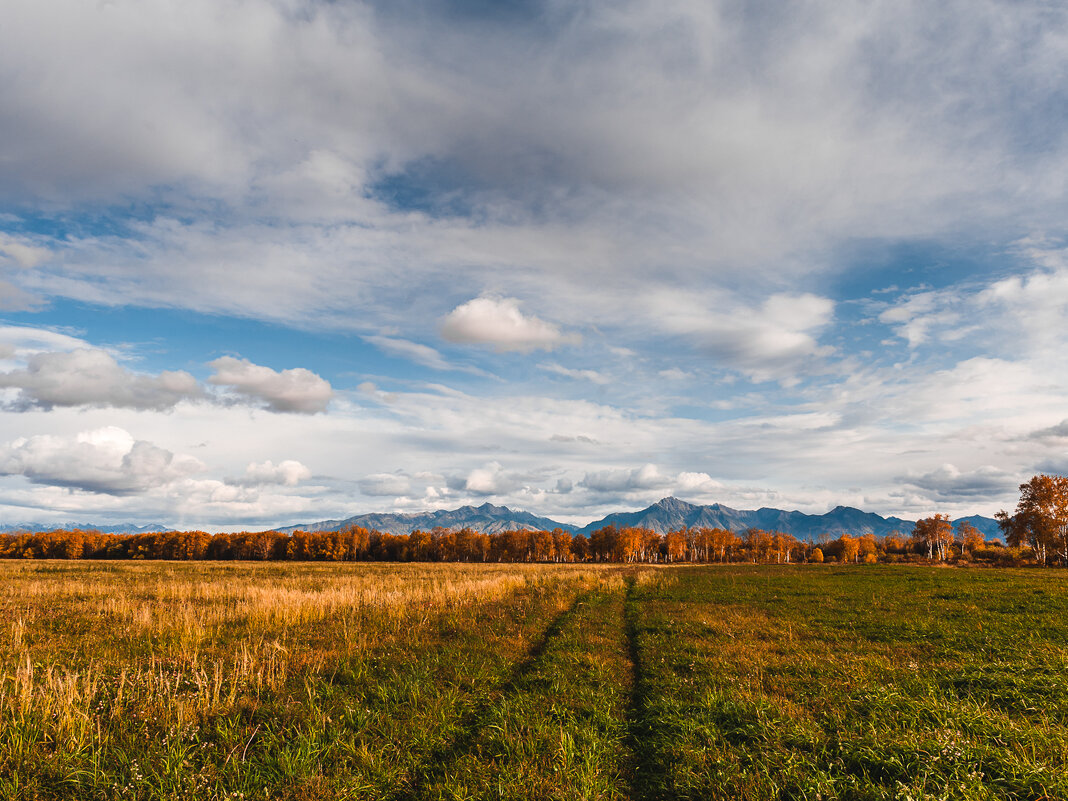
[0,560,620,771]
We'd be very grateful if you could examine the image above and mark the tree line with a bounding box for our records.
[0,520,1019,564]
[2,474,1063,566]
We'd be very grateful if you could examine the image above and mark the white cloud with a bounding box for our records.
[0,324,90,354]
[658,368,692,381]
[652,290,835,382]
[0,281,39,311]
[358,472,412,496]
[241,459,311,487]
[877,252,1068,362]
[0,234,50,269]
[676,471,723,494]
[538,362,610,385]
[454,462,521,497]
[441,297,580,353]
[365,334,487,375]
[878,290,958,348]
[1030,419,1068,440]
[580,463,672,494]
[0,348,201,411]
[208,356,332,414]
[901,464,1018,500]
[366,335,454,370]
[0,426,204,495]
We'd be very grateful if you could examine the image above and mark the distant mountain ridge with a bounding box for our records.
[274,502,577,536]
[0,522,174,535]
[275,497,1002,542]
[577,497,1001,540]
[0,499,1003,542]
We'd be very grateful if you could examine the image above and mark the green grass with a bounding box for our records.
[626,566,1068,800]
[3,562,1068,799]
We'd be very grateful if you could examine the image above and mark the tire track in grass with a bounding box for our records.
[310,574,598,799]
[622,574,660,801]
[395,588,596,800]
[401,580,636,800]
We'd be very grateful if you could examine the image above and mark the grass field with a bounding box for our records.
[2,562,1067,800]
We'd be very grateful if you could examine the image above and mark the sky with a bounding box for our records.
[2,0,1068,530]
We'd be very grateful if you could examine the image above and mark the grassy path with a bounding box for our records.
[408,578,637,801]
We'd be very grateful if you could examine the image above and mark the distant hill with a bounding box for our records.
[0,522,174,535]
[274,502,578,536]
[577,497,1003,541]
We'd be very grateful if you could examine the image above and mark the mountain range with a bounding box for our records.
[0,522,174,535]
[273,503,569,536]
[273,497,1003,541]
[0,499,1003,542]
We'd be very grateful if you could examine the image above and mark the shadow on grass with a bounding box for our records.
[393,589,594,801]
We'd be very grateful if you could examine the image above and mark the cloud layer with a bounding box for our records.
[1,1,1067,527]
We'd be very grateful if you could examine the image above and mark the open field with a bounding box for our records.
[3,563,1068,800]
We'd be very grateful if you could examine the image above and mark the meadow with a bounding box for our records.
[2,562,1067,800]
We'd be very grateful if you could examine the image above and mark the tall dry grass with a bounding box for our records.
[0,560,619,778]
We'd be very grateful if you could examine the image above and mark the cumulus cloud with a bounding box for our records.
[0,349,201,411]
[453,462,520,496]
[0,427,203,495]
[358,472,412,496]
[208,356,332,414]
[676,472,723,494]
[900,464,1018,500]
[580,463,672,494]
[241,459,311,487]
[441,297,580,353]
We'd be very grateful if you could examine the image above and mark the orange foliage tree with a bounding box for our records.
[997,474,1068,565]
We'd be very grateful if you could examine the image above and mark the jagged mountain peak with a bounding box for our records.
[651,496,695,512]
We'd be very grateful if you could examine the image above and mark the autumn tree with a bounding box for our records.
[996,474,1068,565]
[530,529,556,562]
[770,531,798,563]
[838,534,860,564]
[913,514,953,561]
[956,521,984,560]
[857,533,878,563]
[588,526,618,562]
[569,534,590,562]
[551,529,573,562]
[882,531,906,555]
[664,530,686,563]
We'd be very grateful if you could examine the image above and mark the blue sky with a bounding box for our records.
[1,0,1068,529]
